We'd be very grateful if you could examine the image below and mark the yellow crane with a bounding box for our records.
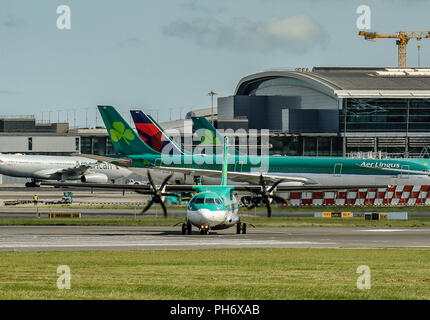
[358,30,430,68]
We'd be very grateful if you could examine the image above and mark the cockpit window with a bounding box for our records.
[205,198,215,204]
[194,198,204,204]
[215,198,222,204]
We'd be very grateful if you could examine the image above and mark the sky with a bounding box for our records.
[0,0,429,127]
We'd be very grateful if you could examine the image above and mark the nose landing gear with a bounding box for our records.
[199,225,209,235]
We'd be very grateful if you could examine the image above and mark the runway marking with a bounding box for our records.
[0,235,337,249]
[358,229,408,232]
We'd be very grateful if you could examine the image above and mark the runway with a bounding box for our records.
[0,226,429,251]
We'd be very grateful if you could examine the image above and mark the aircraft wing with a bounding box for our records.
[41,182,389,193]
[153,166,314,185]
[41,181,195,193]
[77,153,133,167]
[59,164,94,176]
[375,167,430,175]
[232,185,390,192]
[33,165,92,179]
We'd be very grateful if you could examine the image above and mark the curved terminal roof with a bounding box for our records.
[235,67,430,99]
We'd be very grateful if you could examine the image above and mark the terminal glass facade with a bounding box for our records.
[80,136,115,155]
[269,136,342,157]
[340,98,430,132]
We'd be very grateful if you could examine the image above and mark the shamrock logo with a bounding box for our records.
[200,130,221,145]
[110,122,135,145]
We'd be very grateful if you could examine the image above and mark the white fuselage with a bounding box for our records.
[0,154,131,182]
[129,166,430,187]
[186,205,239,230]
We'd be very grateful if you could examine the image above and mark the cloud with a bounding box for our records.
[0,90,20,95]
[163,15,329,53]
[179,0,227,14]
[118,37,145,48]
[2,14,25,28]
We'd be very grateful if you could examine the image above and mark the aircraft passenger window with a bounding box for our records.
[195,198,204,204]
[205,198,215,204]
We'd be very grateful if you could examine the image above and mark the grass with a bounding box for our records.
[0,248,429,299]
[1,216,430,228]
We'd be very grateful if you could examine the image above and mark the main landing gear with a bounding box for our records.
[236,222,247,234]
[181,221,192,235]
[25,180,41,188]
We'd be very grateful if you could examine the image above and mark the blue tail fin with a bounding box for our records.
[130,110,184,155]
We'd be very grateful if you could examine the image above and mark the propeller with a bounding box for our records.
[245,175,286,218]
[141,171,176,217]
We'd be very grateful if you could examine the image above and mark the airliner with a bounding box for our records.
[0,154,132,187]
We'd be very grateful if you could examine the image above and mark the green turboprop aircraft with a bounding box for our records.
[98,105,430,188]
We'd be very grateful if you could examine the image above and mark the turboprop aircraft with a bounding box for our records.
[0,154,132,187]
[43,137,390,234]
[112,105,430,188]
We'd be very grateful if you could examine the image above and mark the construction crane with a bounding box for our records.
[358,30,430,68]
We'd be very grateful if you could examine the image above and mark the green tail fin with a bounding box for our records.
[221,136,229,186]
[98,105,159,155]
[192,116,243,156]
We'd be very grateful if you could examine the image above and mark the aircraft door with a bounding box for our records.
[333,163,343,177]
[399,165,410,180]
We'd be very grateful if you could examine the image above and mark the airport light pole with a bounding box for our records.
[207,90,217,125]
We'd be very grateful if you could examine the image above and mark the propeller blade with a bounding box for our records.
[147,171,157,193]
[268,180,283,194]
[259,174,266,190]
[160,200,168,218]
[266,201,272,218]
[160,173,173,190]
[142,198,155,214]
[245,186,264,196]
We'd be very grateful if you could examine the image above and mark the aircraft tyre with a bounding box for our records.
[236,222,242,234]
[25,181,40,188]
[242,223,247,234]
[181,223,187,235]
[187,222,192,235]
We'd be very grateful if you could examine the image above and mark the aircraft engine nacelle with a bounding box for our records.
[81,173,109,183]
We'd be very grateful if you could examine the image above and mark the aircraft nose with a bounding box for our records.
[196,208,224,227]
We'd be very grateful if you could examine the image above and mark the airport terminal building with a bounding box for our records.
[216,67,430,158]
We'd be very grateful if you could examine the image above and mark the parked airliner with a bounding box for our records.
[0,154,132,187]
